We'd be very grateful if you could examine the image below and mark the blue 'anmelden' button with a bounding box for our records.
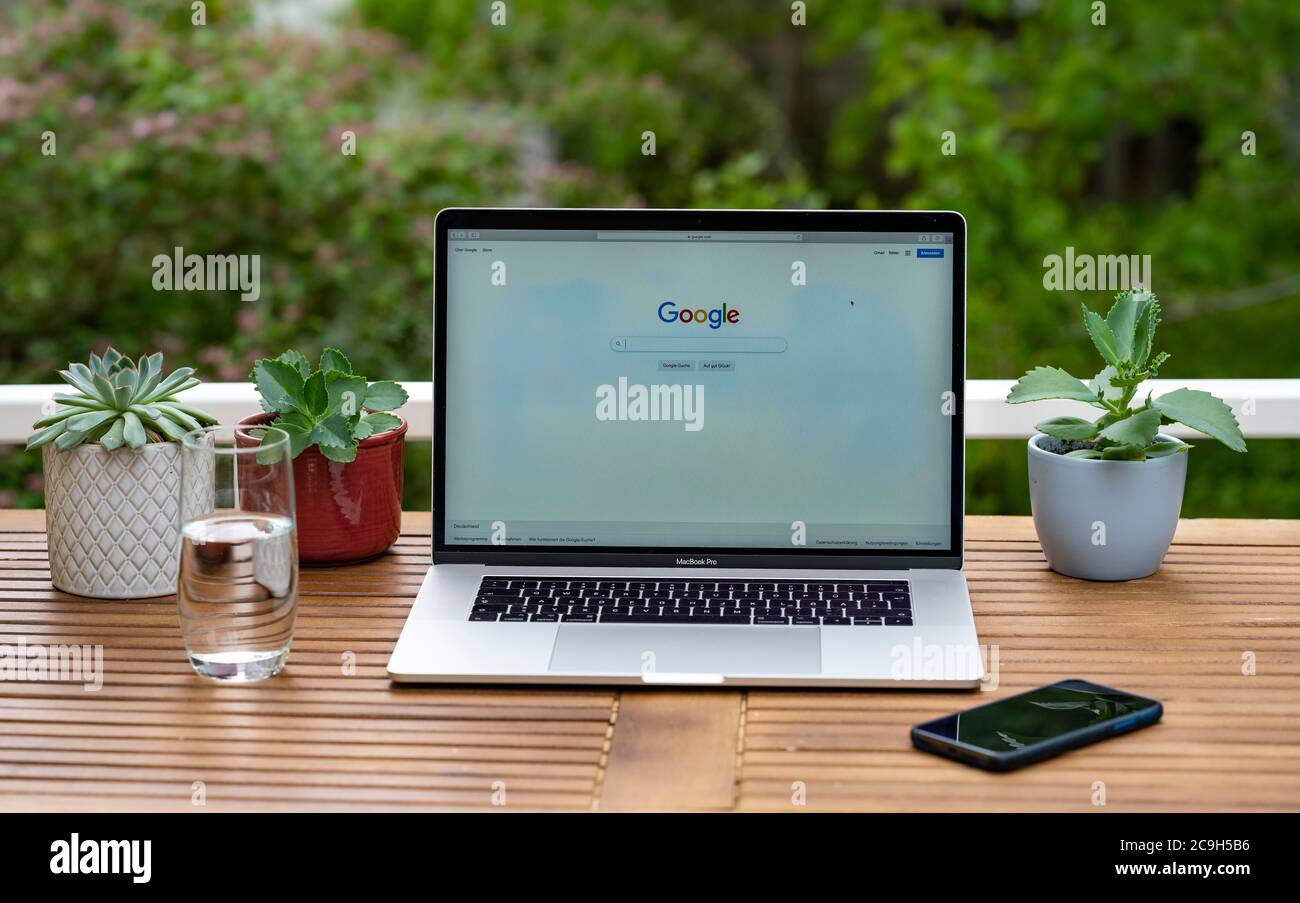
[917,248,945,258]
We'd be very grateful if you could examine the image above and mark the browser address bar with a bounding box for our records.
[595,232,803,242]
[610,336,788,353]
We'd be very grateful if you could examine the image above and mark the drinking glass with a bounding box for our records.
[178,425,298,681]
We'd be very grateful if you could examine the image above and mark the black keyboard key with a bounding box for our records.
[747,583,776,591]
[530,613,560,622]
[762,591,791,600]
[480,578,511,588]
[562,613,597,622]
[537,580,569,588]
[686,582,717,591]
[627,581,658,590]
[885,615,913,626]
[718,615,753,625]
[702,590,731,600]
[853,617,883,625]
[822,616,851,625]
[477,594,522,605]
[792,617,820,625]
[598,581,628,589]
[715,582,746,592]
[508,580,539,588]
[755,616,790,625]
[469,611,499,621]
[610,589,642,599]
[499,613,528,622]
[807,583,836,592]
[657,582,688,590]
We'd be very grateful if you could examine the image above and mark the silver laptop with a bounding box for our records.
[388,208,982,687]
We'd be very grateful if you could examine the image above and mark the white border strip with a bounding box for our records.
[0,379,1295,444]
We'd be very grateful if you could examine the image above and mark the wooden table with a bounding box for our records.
[1,510,1296,812]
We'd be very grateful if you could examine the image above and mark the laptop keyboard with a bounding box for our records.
[468,578,913,626]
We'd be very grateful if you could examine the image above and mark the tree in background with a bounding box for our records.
[2,0,1298,515]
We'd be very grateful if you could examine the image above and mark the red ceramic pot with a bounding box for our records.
[236,412,406,565]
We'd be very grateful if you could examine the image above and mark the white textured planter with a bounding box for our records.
[43,442,210,599]
[1027,433,1188,582]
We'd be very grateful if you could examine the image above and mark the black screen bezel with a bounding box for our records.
[433,207,966,569]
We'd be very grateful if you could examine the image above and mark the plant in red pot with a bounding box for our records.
[240,348,409,565]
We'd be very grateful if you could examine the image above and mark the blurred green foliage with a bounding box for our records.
[1,0,1298,517]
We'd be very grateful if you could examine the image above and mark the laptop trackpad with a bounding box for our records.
[549,625,821,676]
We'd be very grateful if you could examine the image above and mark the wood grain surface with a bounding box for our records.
[0,510,1295,812]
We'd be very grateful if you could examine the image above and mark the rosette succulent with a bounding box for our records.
[1007,290,1246,460]
[27,348,217,451]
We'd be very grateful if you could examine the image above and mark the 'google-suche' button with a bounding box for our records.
[916,248,945,258]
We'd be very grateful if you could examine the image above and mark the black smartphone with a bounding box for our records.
[911,678,1162,771]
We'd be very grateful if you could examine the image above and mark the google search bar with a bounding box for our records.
[595,232,803,242]
[610,336,788,353]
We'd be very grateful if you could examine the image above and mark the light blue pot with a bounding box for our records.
[1027,433,1187,581]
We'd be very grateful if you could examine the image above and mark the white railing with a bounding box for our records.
[1,379,1297,443]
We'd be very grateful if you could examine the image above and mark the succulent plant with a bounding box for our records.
[250,347,407,463]
[1007,290,1246,460]
[27,348,218,452]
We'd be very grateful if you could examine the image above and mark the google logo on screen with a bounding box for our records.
[658,301,740,329]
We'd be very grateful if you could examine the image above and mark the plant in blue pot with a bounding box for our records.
[1006,290,1246,580]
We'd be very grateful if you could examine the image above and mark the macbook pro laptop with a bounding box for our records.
[388,208,983,687]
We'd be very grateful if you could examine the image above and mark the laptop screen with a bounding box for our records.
[442,226,956,554]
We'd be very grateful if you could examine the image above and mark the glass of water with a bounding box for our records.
[178,425,298,681]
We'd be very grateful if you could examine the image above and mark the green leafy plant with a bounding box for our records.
[251,349,408,464]
[27,349,217,452]
[1006,290,1247,461]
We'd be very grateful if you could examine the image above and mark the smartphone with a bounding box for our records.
[911,678,1163,771]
